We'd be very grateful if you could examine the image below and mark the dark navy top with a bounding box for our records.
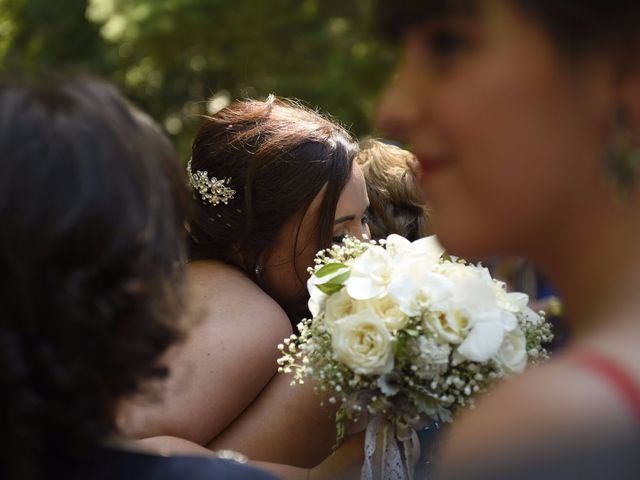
[56,447,278,480]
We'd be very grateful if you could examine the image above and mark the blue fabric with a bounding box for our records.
[57,447,278,480]
[416,420,443,477]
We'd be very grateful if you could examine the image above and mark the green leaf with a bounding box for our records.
[317,282,345,295]
[315,262,348,278]
[315,270,350,295]
[441,251,452,262]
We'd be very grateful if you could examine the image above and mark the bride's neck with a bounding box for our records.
[536,190,640,336]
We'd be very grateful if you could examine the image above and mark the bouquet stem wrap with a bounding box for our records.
[361,416,420,480]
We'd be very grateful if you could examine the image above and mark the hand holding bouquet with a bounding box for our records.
[278,235,552,479]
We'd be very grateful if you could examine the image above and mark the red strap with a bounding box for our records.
[574,351,640,423]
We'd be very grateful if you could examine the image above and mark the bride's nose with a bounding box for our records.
[352,222,370,240]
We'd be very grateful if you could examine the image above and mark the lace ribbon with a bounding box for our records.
[361,416,421,480]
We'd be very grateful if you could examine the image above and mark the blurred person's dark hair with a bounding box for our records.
[356,138,430,241]
[188,95,358,304]
[0,76,190,480]
[376,0,640,59]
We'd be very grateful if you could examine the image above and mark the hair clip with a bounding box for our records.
[187,158,236,206]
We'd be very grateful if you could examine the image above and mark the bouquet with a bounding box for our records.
[278,235,553,479]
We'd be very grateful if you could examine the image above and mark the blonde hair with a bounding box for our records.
[357,138,430,241]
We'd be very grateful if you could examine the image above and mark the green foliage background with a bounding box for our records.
[0,0,395,156]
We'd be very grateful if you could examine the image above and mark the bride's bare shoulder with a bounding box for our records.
[122,260,293,444]
[187,260,292,336]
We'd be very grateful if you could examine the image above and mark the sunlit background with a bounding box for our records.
[0,0,395,156]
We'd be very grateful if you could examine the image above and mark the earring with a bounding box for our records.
[254,263,263,278]
[606,108,640,196]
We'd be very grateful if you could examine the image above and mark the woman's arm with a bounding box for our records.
[135,432,365,480]
[120,262,293,445]
[208,371,338,467]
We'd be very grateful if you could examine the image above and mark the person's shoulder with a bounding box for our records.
[439,352,635,467]
[187,259,292,338]
[188,259,261,295]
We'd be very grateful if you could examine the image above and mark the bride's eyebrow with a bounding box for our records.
[334,215,354,226]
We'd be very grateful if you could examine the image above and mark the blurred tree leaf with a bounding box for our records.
[1,0,396,157]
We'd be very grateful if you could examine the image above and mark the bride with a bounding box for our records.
[121,95,370,468]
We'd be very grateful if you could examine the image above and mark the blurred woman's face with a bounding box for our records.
[376,0,614,260]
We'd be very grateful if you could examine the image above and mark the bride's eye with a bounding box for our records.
[332,233,346,244]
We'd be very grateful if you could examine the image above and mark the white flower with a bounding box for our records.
[495,289,527,313]
[403,235,445,261]
[456,312,511,362]
[324,288,357,329]
[493,327,528,375]
[415,337,451,379]
[385,234,444,262]
[521,305,542,323]
[384,234,412,257]
[377,373,401,396]
[307,274,327,317]
[388,261,453,317]
[331,309,394,375]
[364,295,409,331]
[447,274,518,362]
[346,235,444,302]
[307,264,350,316]
[346,245,393,300]
[424,310,469,344]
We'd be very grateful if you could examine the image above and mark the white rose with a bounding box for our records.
[365,295,409,331]
[493,327,528,375]
[332,309,394,375]
[324,288,357,330]
[424,309,469,344]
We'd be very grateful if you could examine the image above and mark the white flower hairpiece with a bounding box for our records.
[187,158,236,206]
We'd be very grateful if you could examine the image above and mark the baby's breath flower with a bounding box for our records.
[278,234,553,445]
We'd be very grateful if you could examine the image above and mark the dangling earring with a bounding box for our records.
[606,107,640,197]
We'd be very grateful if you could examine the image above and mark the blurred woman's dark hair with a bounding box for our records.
[188,95,358,301]
[0,76,190,479]
[376,0,640,58]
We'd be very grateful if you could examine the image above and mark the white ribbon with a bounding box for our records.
[360,416,421,480]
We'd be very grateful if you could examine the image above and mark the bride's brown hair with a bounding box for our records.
[188,95,358,284]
